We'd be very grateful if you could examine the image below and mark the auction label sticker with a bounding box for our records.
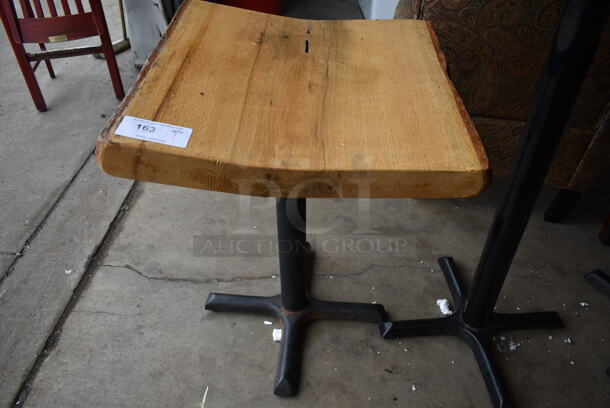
[115,116,192,148]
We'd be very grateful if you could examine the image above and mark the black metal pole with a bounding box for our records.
[463,0,609,328]
[276,197,308,311]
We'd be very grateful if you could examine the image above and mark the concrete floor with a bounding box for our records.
[0,1,609,407]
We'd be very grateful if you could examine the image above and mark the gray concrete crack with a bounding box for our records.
[10,181,139,408]
[99,261,417,285]
[99,263,278,284]
[316,262,416,279]
[72,309,133,317]
[0,149,95,284]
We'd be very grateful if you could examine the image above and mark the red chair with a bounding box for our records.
[0,0,124,111]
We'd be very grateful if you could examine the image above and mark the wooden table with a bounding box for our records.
[96,0,608,406]
[97,0,489,198]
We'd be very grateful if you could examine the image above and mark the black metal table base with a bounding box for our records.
[203,1,607,402]
[205,245,386,397]
[380,257,564,408]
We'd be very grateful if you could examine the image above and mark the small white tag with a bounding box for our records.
[115,116,192,148]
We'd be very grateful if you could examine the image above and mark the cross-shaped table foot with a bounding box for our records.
[206,290,386,396]
[380,257,564,408]
[205,208,387,397]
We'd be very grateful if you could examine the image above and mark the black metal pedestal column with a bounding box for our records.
[380,1,609,407]
[205,198,387,396]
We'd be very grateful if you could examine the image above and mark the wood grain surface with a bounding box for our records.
[97,0,489,198]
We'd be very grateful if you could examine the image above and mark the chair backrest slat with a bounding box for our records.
[31,0,44,17]
[74,0,84,14]
[11,0,90,19]
[18,0,34,18]
[46,0,58,16]
[59,0,70,15]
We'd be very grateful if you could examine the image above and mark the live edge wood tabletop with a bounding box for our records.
[96,0,490,199]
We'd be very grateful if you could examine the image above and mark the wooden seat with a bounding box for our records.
[96,0,489,198]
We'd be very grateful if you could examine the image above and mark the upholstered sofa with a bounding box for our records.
[394,0,609,203]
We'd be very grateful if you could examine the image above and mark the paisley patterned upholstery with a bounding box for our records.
[395,0,610,190]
